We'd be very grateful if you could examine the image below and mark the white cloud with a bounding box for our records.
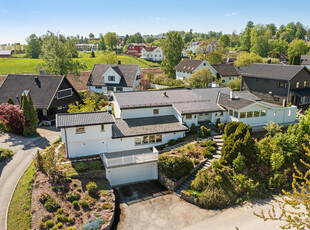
[225,12,238,17]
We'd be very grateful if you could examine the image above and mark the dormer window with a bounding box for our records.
[304,81,307,87]
[108,76,115,81]
[296,82,300,88]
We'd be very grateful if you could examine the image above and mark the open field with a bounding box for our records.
[0,55,160,75]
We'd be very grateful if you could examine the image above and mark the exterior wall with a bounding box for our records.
[88,86,133,94]
[176,60,217,80]
[290,68,310,90]
[103,68,122,84]
[182,114,198,127]
[197,113,212,122]
[242,76,288,105]
[120,106,175,119]
[141,47,163,61]
[222,76,238,83]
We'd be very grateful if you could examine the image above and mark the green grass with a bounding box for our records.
[7,162,35,230]
[0,55,160,75]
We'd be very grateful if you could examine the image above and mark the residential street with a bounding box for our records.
[0,127,60,230]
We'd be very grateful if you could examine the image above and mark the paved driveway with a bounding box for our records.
[115,181,284,230]
[0,127,60,230]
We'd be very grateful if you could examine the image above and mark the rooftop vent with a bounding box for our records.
[118,60,121,65]
[230,90,236,100]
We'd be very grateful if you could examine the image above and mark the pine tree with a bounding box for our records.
[242,130,256,158]
[7,97,14,105]
[22,93,38,136]
[27,93,38,135]
[22,93,31,136]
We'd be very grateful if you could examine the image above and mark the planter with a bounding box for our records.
[158,158,208,192]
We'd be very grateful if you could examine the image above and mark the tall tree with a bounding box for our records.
[37,31,86,75]
[161,31,184,78]
[288,39,308,65]
[218,34,230,48]
[22,93,38,136]
[98,33,106,51]
[98,51,118,64]
[104,32,118,50]
[126,32,144,45]
[234,52,263,66]
[145,36,155,44]
[184,68,216,88]
[89,33,95,39]
[25,34,42,58]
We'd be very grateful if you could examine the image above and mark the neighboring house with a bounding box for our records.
[241,63,310,108]
[211,64,240,83]
[124,43,146,57]
[0,50,13,58]
[181,50,187,58]
[76,44,98,51]
[186,41,200,53]
[56,87,296,186]
[301,55,310,69]
[141,46,163,61]
[0,74,80,124]
[268,52,288,64]
[87,63,141,93]
[174,59,217,80]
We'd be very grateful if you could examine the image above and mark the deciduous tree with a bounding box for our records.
[104,32,118,50]
[25,34,41,58]
[184,68,216,88]
[234,52,263,66]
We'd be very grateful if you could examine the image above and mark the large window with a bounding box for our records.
[57,88,72,99]
[143,136,149,144]
[185,114,192,119]
[229,110,233,116]
[135,134,163,145]
[107,86,114,91]
[108,76,115,81]
[76,127,85,133]
[156,134,162,142]
[149,135,155,143]
[254,111,260,117]
[247,111,253,118]
[304,81,307,87]
[233,111,238,118]
[261,110,267,116]
[277,81,286,88]
[240,112,246,118]
[135,137,142,145]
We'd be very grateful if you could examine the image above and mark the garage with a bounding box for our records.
[106,162,158,186]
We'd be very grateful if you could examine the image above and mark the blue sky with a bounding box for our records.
[0,0,309,44]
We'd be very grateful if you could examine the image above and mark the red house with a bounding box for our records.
[125,43,146,57]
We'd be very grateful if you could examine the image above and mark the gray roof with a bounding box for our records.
[0,74,65,109]
[103,148,153,159]
[87,64,139,87]
[112,115,188,138]
[211,64,239,77]
[174,59,203,72]
[56,111,115,128]
[235,66,249,75]
[113,87,232,114]
[291,88,310,97]
[240,63,306,81]
[301,55,310,65]
[218,91,261,110]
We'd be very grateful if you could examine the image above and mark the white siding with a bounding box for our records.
[176,60,217,80]
[121,106,175,119]
[89,86,133,94]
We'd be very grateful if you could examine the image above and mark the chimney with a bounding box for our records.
[40,70,45,75]
[107,103,112,114]
[34,76,39,83]
[118,60,121,65]
[162,91,167,97]
[212,82,219,88]
[190,56,192,60]
[230,90,235,100]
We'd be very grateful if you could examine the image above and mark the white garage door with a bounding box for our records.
[106,162,158,186]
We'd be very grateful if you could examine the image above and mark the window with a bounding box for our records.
[277,81,286,88]
[204,63,206,66]
[116,87,123,92]
[254,111,260,117]
[229,110,233,116]
[107,86,114,91]
[233,111,238,118]
[143,136,149,144]
[149,135,155,143]
[153,109,159,115]
[304,81,307,87]
[95,86,102,89]
[135,137,142,145]
[274,111,277,117]
[296,81,300,88]
[274,97,280,102]
[108,76,115,81]
[185,114,192,119]
[247,111,253,118]
[156,134,162,142]
[288,110,291,116]
[57,106,63,110]
[240,112,246,118]
[264,79,269,83]
[76,127,85,133]
[261,110,266,116]
[57,88,72,99]
[101,124,105,131]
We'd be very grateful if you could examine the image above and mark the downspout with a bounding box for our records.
[287,81,290,104]
[64,128,69,159]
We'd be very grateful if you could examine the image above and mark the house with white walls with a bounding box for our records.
[56,87,297,186]
[187,41,200,53]
[141,46,163,62]
[174,59,217,80]
[211,64,240,83]
[87,63,141,94]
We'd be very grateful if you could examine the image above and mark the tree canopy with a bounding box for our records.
[25,34,42,58]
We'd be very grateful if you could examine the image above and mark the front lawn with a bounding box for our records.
[7,162,35,230]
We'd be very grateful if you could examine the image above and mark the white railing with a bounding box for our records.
[105,147,159,168]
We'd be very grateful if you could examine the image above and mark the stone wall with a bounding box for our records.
[158,158,208,192]
[180,191,196,206]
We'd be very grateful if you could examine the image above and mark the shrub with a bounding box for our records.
[56,214,68,223]
[189,123,197,134]
[56,208,64,214]
[86,182,99,197]
[79,200,89,209]
[38,221,47,230]
[72,200,79,208]
[74,162,88,172]
[44,198,60,212]
[193,158,200,165]
[168,139,177,146]
[89,160,102,170]
[198,126,210,138]
[158,155,194,181]
[66,191,81,202]
[217,123,225,134]
[211,159,221,169]
[82,219,104,230]
[57,222,63,228]
[177,137,184,143]
[77,187,82,192]
[0,148,14,162]
[39,192,51,204]
[224,121,240,137]
[45,220,54,228]
[203,150,213,158]
[52,186,56,191]
[73,182,77,187]
[67,227,76,230]
[0,121,7,132]
[68,217,75,225]
[200,140,217,148]
[216,118,221,128]
[205,146,216,153]
[102,202,113,209]
[232,153,245,172]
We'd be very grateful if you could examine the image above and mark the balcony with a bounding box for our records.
[100,147,159,168]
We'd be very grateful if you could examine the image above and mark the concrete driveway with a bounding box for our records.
[0,127,60,230]
[115,181,284,230]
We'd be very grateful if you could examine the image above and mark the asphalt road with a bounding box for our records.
[0,127,60,230]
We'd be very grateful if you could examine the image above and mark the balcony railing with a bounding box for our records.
[102,147,158,168]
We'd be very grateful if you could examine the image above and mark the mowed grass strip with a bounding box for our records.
[7,162,35,230]
[0,55,160,75]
